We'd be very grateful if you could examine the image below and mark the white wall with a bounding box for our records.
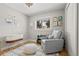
[0,4,28,38]
[65,3,77,56]
[27,9,65,39]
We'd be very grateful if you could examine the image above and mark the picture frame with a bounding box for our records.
[36,18,50,29]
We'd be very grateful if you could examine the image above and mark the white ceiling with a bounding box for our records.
[4,3,65,16]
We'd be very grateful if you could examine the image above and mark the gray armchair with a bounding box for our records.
[41,27,64,54]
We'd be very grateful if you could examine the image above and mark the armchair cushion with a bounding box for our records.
[48,30,62,39]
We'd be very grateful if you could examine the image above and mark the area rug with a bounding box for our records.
[2,43,59,56]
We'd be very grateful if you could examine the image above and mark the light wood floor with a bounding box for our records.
[59,49,68,56]
[0,40,68,56]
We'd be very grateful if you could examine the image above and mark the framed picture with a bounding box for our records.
[53,16,63,26]
[36,18,50,29]
[53,17,58,22]
[53,21,58,26]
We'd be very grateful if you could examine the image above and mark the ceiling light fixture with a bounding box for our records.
[25,3,33,7]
